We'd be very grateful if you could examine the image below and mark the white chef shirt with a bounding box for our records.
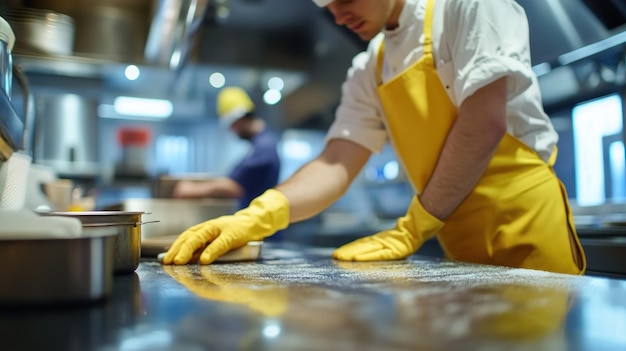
[325,0,557,162]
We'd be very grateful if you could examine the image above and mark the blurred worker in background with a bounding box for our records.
[172,87,281,213]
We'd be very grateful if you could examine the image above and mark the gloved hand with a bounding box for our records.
[332,196,444,261]
[161,189,289,265]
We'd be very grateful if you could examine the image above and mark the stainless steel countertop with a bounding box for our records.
[1,243,626,351]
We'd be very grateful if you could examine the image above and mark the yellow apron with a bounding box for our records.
[376,0,585,274]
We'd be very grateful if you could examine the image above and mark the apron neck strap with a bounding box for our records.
[423,0,435,56]
[377,0,437,86]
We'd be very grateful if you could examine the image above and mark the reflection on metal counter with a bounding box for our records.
[154,241,263,262]
[2,246,622,351]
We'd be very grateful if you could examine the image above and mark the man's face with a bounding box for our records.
[230,118,252,140]
[326,0,397,40]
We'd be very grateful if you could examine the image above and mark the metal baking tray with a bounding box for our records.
[146,236,263,263]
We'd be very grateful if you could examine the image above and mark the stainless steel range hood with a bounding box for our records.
[517,0,611,64]
[144,0,210,71]
[514,0,626,109]
[7,0,626,128]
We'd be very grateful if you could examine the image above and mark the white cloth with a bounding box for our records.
[326,0,557,162]
[0,209,83,239]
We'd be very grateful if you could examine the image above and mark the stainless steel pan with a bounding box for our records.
[41,211,157,274]
[0,228,117,305]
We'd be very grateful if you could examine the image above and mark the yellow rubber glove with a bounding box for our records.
[332,196,444,261]
[161,189,289,265]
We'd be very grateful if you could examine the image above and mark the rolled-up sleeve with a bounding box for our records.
[325,37,389,154]
[446,0,534,106]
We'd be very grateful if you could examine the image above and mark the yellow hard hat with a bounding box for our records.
[216,87,255,127]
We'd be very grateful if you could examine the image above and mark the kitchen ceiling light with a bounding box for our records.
[383,161,400,180]
[263,89,281,105]
[125,65,140,81]
[113,97,173,118]
[267,77,284,91]
[209,72,226,88]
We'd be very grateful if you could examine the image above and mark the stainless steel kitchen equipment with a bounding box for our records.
[42,211,155,275]
[0,220,117,305]
[33,93,99,177]
[144,0,210,71]
[0,234,116,305]
[3,7,75,56]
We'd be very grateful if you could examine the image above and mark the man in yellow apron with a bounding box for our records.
[163,0,585,275]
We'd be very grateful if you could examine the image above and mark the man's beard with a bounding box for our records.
[237,131,253,140]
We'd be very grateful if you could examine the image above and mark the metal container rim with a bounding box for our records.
[42,211,146,216]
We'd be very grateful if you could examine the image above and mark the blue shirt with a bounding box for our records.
[229,128,280,210]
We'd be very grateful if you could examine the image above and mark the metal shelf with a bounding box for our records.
[12,51,126,78]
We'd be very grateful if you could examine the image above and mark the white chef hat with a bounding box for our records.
[313,0,334,7]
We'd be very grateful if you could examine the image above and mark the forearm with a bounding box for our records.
[174,178,243,199]
[276,139,371,223]
[277,159,351,222]
[419,112,503,219]
[201,177,243,198]
[419,78,508,220]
